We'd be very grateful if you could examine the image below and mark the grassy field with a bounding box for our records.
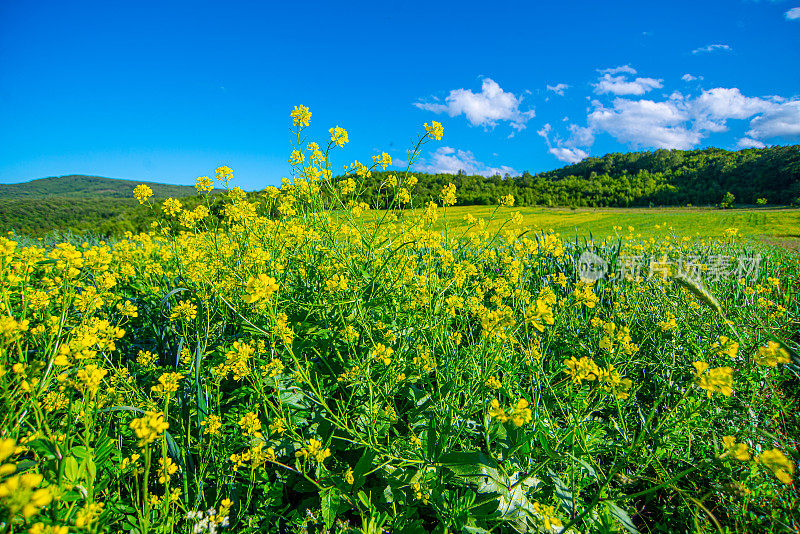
[427,205,800,244]
[1,119,798,533]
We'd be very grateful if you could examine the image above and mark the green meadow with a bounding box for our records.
[440,206,800,237]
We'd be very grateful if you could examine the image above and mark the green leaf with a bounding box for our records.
[549,469,578,517]
[321,486,342,530]
[607,501,639,534]
[64,456,79,482]
[195,341,208,425]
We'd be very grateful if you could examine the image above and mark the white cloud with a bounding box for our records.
[681,74,699,82]
[414,78,535,130]
[690,87,774,132]
[585,93,800,149]
[417,146,517,177]
[547,83,570,95]
[538,122,592,163]
[786,7,800,19]
[588,98,701,149]
[547,147,589,164]
[747,101,800,138]
[593,69,663,96]
[537,123,552,138]
[567,124,595,146]
[692,43,732,54]
[598,65,637,75]
[737,137,767,149]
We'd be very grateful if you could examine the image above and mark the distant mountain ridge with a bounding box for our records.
[0,175,207,198]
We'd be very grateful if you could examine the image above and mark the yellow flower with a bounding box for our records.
[74,502,104,528]
[136,350,158,366]
[74,364,108,397]
[755,341,790,367]
[499,193,515,207]
[532,501,562,531]
[439,183,457,206]
[757,448,795,484]
[120,454,140,470]
[151,372,182,398]
[202,414,221,436]
[721,436,751,461]
[370,343,394,365]
[130,411,169,447]
[712,336,739,358]
[325,274,348,293]
[295,438,331,464]
[158,457,179,483]
[372,151,392,170]
[290,105,312,127]
[693,362,733,397]
[238,412,262,436]
[28,523,69,534]
[563,356,600,384]
[396,187,411,204]
[345,468,355,485]
[195,175,214,193]
[424,121,444,140]
[329,125,349,147]
[243,274,279,304]
[488,398,508,423]
[412,481,429,504]
[170,300,197,322]
[162,197,183,217]
[133,184,154,204]
[215,166,234,185]
[572,281,599,308]
[485,376,502,389]
[269,418,287,435]
[525,299,554,332]
[509,398,532,427]
[0,473,52,520]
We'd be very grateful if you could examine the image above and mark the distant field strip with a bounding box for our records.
[430,206,800,244]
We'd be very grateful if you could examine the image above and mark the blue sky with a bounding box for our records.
[1,0,799,190]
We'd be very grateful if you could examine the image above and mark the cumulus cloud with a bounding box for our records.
[690,87,775,132]
[598,65,637,75]
[546,83,570,95]
[594,74,663,96]
[547,147,589,164]
[417,146,517,177]
[786,7,800,19]
[747,101,800,138]
[692,43,732,54]
[537,122,592,163]
[737,137,767,149]
[551,86,800,152]
[592,67,662,96]
[681,73,700,82]
[588,98,701,149]
[414,78,535,130]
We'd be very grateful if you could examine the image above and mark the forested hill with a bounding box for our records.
[0,175,204,198]
[360,145,800,208]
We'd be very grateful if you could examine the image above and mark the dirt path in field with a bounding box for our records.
[755,235,800,252]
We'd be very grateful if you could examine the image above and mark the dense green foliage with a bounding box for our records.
[0,175,210,199]
[2,145,799,237]
[358,145,800,208]
[0,196,228,237]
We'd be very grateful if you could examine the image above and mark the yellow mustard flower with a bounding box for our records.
[290,105,311,127]
[757,448,795,484]
[721,436,751,461]
[133,184,153,204]
[693,362,733,397]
